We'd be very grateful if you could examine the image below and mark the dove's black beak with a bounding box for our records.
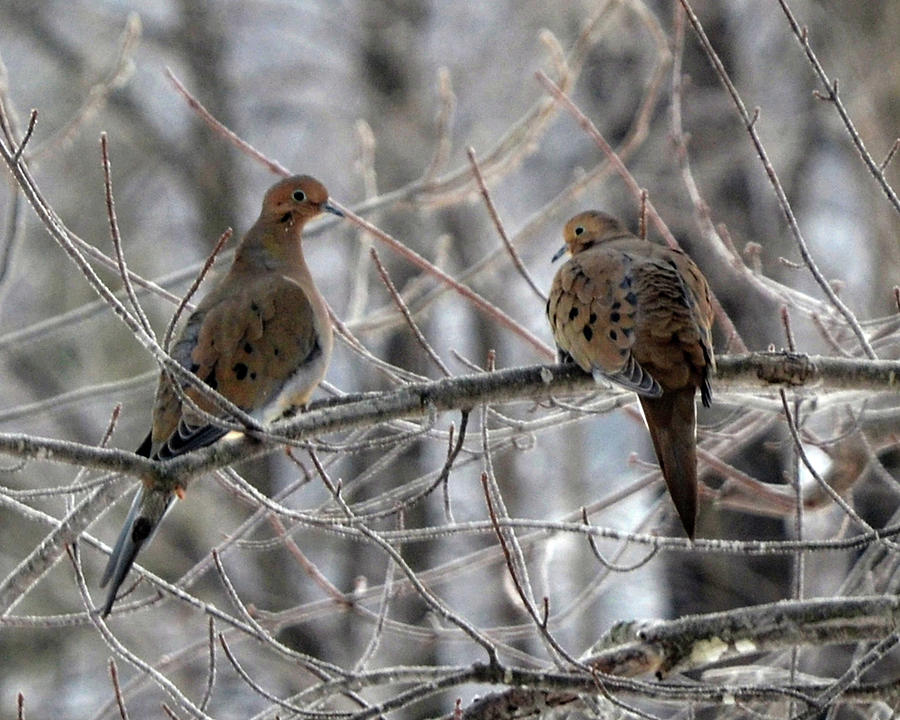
[322,200,344,217]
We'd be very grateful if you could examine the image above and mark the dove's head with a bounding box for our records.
[261,175,343,227]
[552,211,631,262]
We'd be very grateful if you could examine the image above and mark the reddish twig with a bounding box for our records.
[108,659,130,720]
[162,227,232,351]
[335,201,555,360]
[780,306,797,352]
[370,247,452,376]
[467,146,546,302]
[165,68,290,178]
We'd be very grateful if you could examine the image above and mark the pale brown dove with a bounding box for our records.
[101,175,343,616]
[547,211,715,538]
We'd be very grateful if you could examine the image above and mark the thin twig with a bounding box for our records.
[268,514,353,607]
[779,391,888,544]
[441,412,469,523]
[108,659,130,720]
[101,133,154,338]
[481,473,587,670]
[638,189,649,240]
[581,508,659,572]
[467,146,546,302]
[165,68,290,178]
[677,0,877,359]
[370,248,451,376]
[199,617,216,713]
[217,634,305,715]
[162,228,232,351]
[811,313,854,358]
[11,109,36,163]
[421,68,456,186]
[775,0,900,214]
[335,201,555,360]
[780,306,797,352]
[879,138,900,172]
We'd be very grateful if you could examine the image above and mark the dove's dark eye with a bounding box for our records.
[574,226,584,236]
[292,189,307,202]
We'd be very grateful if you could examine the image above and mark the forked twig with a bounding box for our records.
[11,109,36,163]
[677,0,877,359]
[775,0,900,214]
[335,200,555,360]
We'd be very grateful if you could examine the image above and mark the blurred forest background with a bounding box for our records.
[0,0,898,718]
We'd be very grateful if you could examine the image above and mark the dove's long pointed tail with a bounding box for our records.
[100,485,172,617]
[639,387,698,539]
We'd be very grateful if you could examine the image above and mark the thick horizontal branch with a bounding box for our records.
[453,674,898,720]
[585,594,900,676]
[447,595,900,719]
[157,351,900,482]
[0,433,154,476]
[0,352,896,489]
